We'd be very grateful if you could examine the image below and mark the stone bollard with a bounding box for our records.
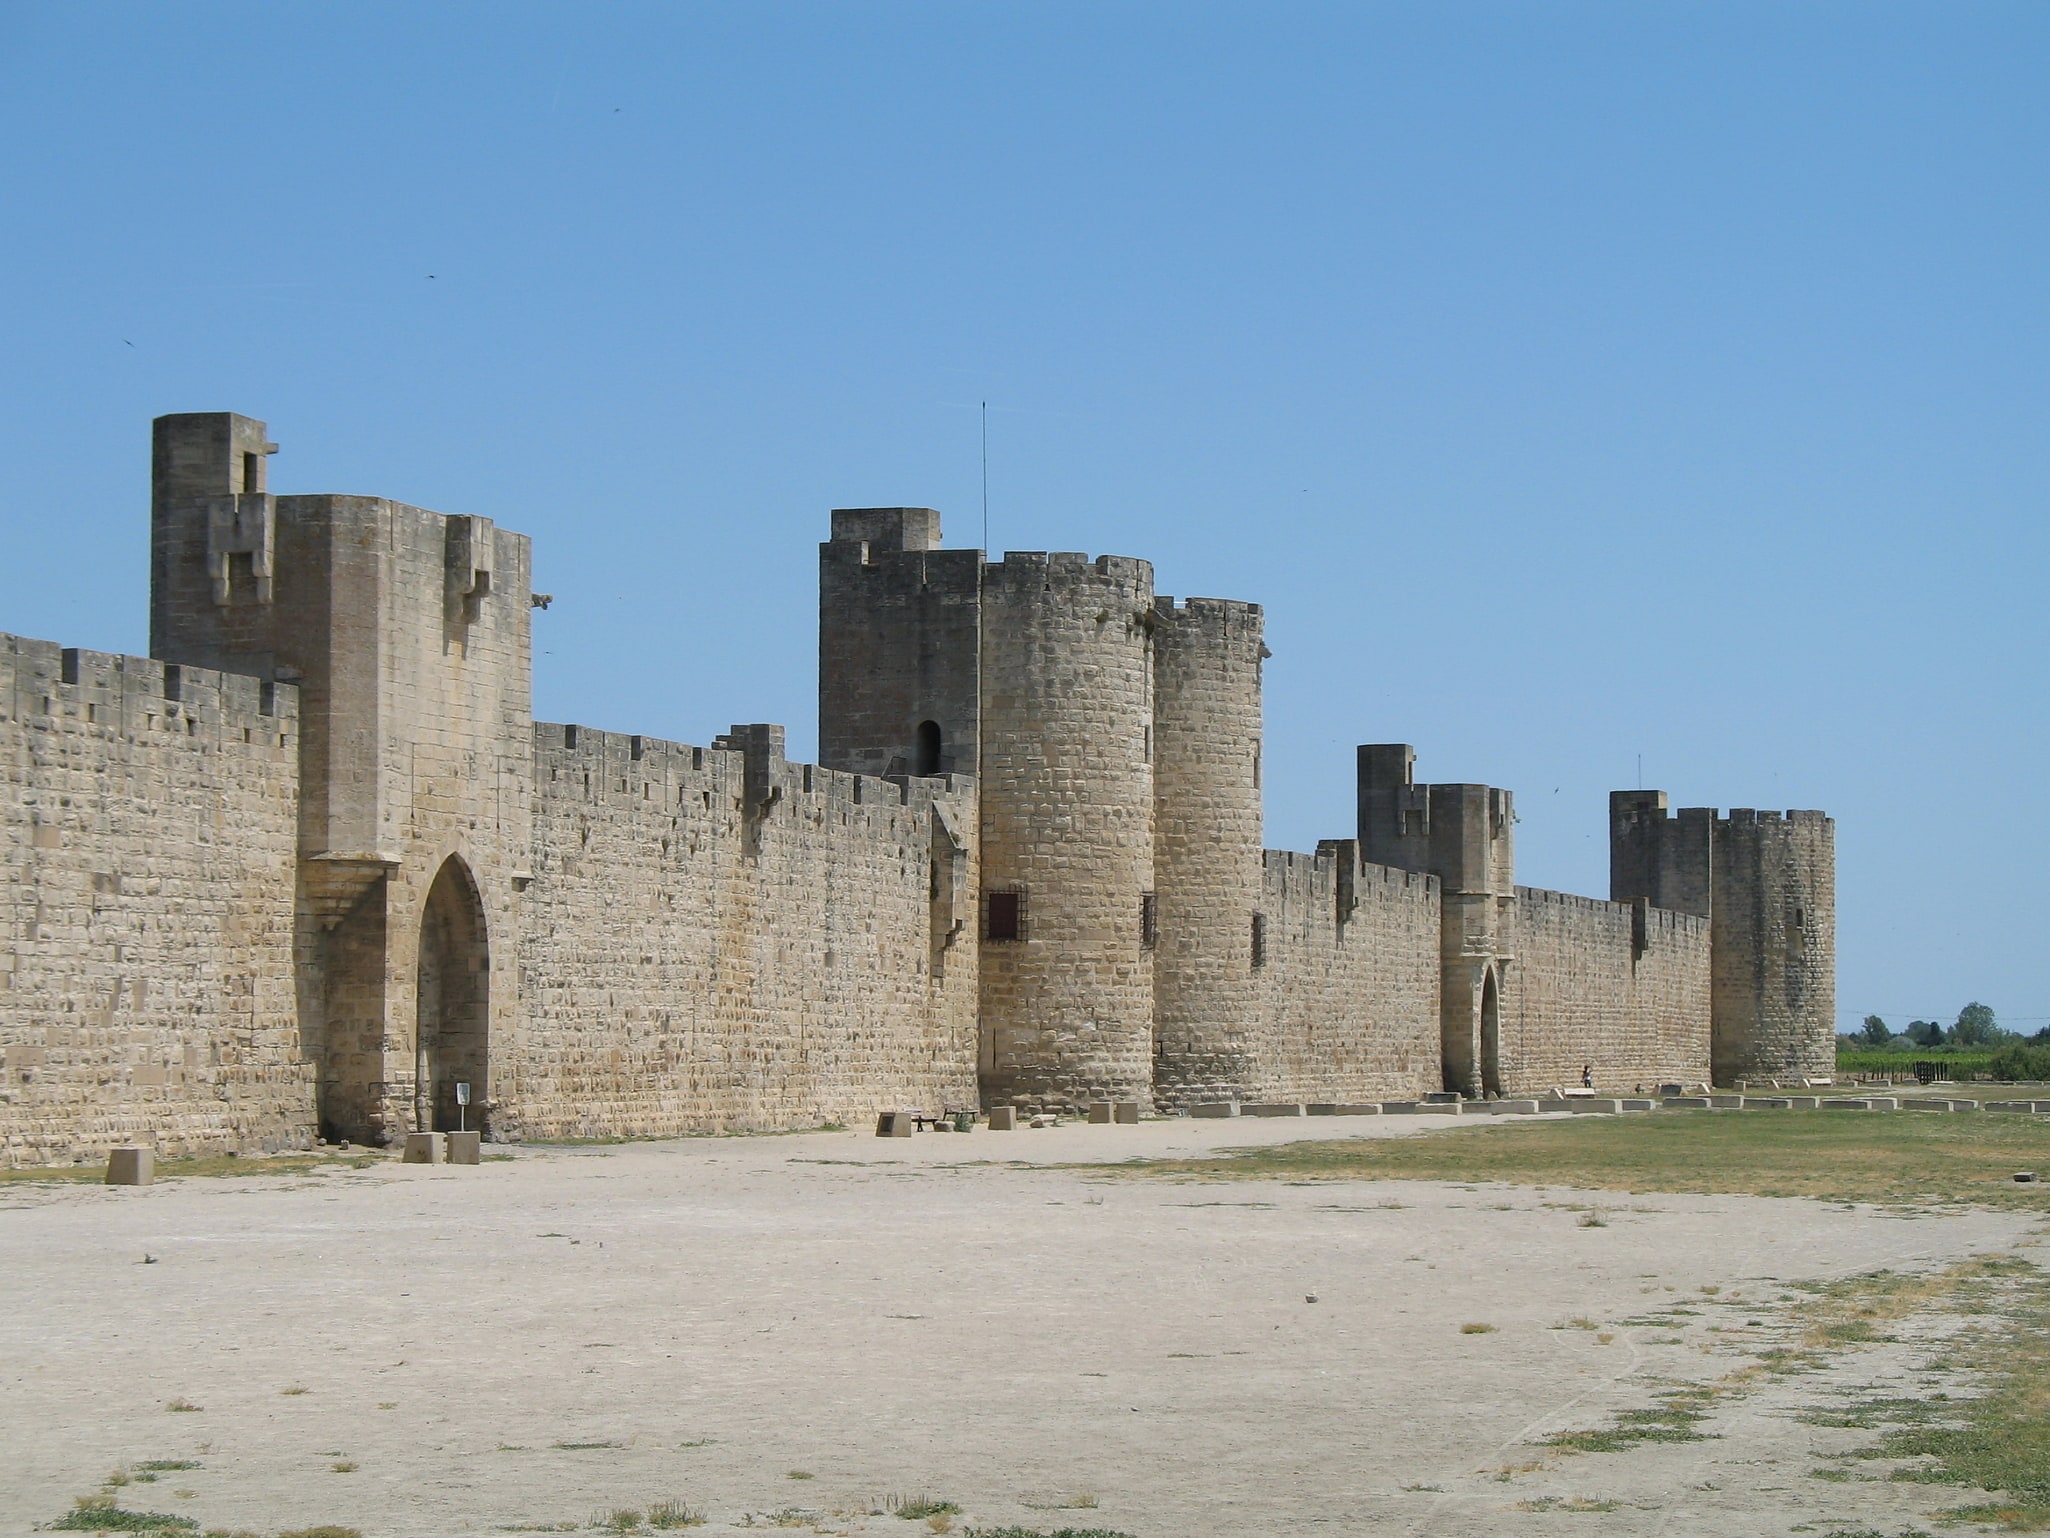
[106,1147,154,1186]
[875,1111,914,1137]
[445,1131,482,1165]
[1114,1101,1140,1125]
[985,1105,1017,1131]
[1087,1101,1116,1124]
[402,1132,444,1163]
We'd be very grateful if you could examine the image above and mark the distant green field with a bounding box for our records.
[1834,1048,1995,1076]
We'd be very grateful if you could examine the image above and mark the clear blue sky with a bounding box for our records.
[2,3,2044,1034]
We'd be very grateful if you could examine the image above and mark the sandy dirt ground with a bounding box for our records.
[3,1111,2042,1537]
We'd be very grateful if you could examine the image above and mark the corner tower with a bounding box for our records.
[1610,792,1835,1083]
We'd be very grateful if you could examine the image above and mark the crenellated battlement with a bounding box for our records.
[1,631,298,742]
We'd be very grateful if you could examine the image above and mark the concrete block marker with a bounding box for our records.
[402,1131,444,1163]
[1489,1099,1542,1115]
[1189,1102,1240,1119]
[1747,1096,1794,1109]
[1708,1094,1746,1109]
[1663,1096,1714,1109]
[2016,1172,2039,1184]
[1114,1101,1140,1125]
[1332,1103,1383,1116]
[105,1147,153,1185]
[874,1111,914,1137]
[1988,1102,2042,1114]
[1785,1095,1822,1109]
[1823,1099,1872,1111]
[1306,1103,1342,1116]
[1414,1101,1461,1115]
[446,1131,482,1165]
[1617,1098,1658,1112]
[985,1106,1017,1130]
[1087,1102,1116,1125]
[1566,1098,1623,1114]
[1245,1103,1307,1118]
[1864,1097,1899,1110]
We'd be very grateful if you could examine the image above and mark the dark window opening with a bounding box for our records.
[242,451,262,495]
[914,719,943,777]
[986,888,1025,943]
[1140,892,1158,950]
[1250,912,1267,970]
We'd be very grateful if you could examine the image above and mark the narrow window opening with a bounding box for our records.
[1250,912,1267,971]
[1143,725,1152,764]
[1140,892,1158,950]
[986,889,1026,943]
[241,451,262,494]
[914,719,943,777]
[1252,738,1261,789]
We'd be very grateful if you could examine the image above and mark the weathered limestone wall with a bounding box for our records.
[1248,846,1440,1102]
[515,723,978,1135]
[0,635,310,1164]
[1151,597,1265,1106]
[1711,811,1835,1084]
[1506,887,1712,1094]
[977,552,1156,1111]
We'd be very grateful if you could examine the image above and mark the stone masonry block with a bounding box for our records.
[402,1132,443,1163]
[1189,1102,1239,1118]
[446,1131,482,1164]
[1244,1103,1306,1117]
[985,1106,1017,1130]
[106,1147,154,1185]
[876,1111,914,1137]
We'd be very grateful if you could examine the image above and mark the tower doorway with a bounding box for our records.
[416,857,489,1135]
[914,719,943,777]
[1480,967,1503,1098]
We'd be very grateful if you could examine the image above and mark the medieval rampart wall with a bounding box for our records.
[1506,886,1711,1094]
[1246,847,1440,1103]
[0,634,311,1163]
[515,722,978,1136]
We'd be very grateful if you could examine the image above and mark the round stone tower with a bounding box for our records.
[977,551,1156,1111]
[1150,596,1266,1107]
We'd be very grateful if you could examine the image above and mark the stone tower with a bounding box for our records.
[1609,792,1835,1083]
[1358,745,1516,1097]
[819,516,1162,1111]
[151,413,535,1144]
[1150,597,1266,1106]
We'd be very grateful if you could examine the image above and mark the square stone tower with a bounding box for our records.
[151,413,535,1144]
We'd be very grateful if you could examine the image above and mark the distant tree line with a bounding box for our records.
[1843,1003,2050,1080]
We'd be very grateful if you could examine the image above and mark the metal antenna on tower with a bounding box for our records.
[981,401,989,554]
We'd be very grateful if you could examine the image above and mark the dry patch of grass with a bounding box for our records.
[1,1151,383,1185]
[1112,1109,2050,1209]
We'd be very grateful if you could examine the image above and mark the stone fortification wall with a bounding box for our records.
[1151,597,1265,1106]
[1506,887,1711,1094]
[0,634,310,1164]
[977,552,1156,1111]
[515,722,977,1136]
[1711,811,1835,1084]
[1246,846,1441,1103]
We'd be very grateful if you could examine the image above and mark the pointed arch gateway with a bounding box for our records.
[1480,966,1504,1098]
[416,856,490,1134]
